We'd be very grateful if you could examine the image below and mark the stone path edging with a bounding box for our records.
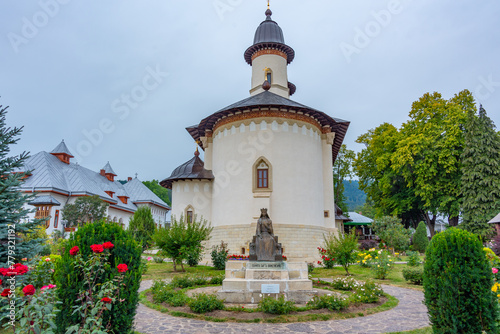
[134,280,429,334]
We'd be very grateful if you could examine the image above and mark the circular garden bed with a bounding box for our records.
[140,275,399,323]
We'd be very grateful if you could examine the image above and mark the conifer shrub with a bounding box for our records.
[54,221,143,334]
[406,251,421,267]
[424,228,499,333]
[412,221,429,253]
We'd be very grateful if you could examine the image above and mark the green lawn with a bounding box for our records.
[142,262,225,281]
[142,260,425,291]
[311,263,424,291]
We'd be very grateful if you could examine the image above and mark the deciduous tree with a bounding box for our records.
[153,215,212,272]
[62,195,108,228]
[393,90,473,234]
[333,145,355,214]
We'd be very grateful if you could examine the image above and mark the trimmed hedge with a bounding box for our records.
[54,221,143,333]
[424,228,499,333]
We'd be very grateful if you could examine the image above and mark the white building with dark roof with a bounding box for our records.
[161,7,349,262]
[19,140,170,234]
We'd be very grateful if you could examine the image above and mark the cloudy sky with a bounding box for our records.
[1,0,499,182]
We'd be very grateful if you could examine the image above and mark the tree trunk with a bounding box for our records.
[173,259,177,272]
[448,215,459,227]
[180,261,185,272]
[423,212,437,238]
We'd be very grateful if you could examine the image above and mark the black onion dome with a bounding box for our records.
[253,9,285,44]
[244,9,295,65]
[160,154,214,189]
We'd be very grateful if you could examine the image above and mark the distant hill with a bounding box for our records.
[343,180,366,211]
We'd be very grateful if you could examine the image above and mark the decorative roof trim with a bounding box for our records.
[186,91,350,164]
[244,42,295,65]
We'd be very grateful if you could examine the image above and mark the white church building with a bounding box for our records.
[161,7,349,262]
[19,140,170,235]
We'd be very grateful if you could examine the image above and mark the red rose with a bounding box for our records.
[90,244,104,253]
[1,289,11,297]
[23,285,36,296]
[103,242,114,249]
[101,297,112,304]
[70,246,79,255]
[0,267,16,277]
[14,264,29,275]
[117,264,128,273]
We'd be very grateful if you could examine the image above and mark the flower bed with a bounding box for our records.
[142,275,396,323]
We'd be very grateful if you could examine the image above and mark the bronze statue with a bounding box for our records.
[249,209,283,261]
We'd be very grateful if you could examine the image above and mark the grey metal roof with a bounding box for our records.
[123,178,171,210]
[214,91,347,123]
[102,162,116,175]
[50,140,74,157]
[244,9,295,65]
[160,153,214,189]
[28,195,61,206]
[254,9,285,44]
[19,151,170,212]
[347,212,374,224]
[488,212,500,224]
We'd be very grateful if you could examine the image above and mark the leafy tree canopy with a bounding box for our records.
[333,145,355,214]
[143,179,171,206]
[153,215,212,272]
[61,195,108,228]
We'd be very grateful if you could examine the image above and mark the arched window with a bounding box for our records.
[185,205,194,224]
[253,157,273,193]
[267,72,272,84]
[257,162,269,189]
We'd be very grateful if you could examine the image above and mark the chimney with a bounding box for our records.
[100,169,105,176]
[128,177,132,182]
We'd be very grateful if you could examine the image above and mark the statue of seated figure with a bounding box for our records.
[249,208,283,262]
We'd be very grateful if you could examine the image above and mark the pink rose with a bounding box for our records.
[493,268,498,274]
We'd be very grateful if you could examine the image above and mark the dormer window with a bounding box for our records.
[118,196,128,204]
[105,191,115,198]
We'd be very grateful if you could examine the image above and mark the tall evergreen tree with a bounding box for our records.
[0,103,46,267]
[128,206,156,251]
[461,105,500,239]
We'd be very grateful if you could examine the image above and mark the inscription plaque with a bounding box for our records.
[248,261,287,270]
[261,284,280,294]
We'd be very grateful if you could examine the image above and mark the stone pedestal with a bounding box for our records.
[217,260,316,304]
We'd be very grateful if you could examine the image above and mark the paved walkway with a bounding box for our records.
[134,280,429,334]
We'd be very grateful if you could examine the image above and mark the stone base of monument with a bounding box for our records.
[217,260,316,304]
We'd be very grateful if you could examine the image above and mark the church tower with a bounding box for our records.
[162,5,350,262]
[244,7,296,98]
